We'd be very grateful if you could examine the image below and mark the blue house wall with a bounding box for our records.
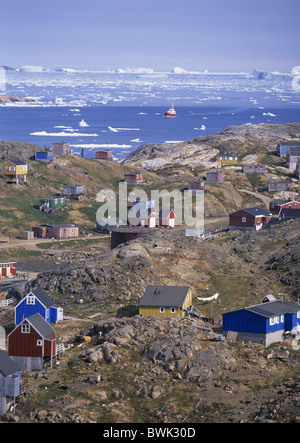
[35,151,54,162]
[222,309,267,334]
[15,294,49,325]
[223,309,299,335]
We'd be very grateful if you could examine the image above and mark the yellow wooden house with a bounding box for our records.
[215,155,238,163]
[1,160,28,184]
[139,285,192,319]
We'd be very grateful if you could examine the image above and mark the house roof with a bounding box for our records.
[288,146,300,156]
[232,207,272,217]
[278,208,300,220]
[0,350,20,377]
[26,313,56,338]
[245,300,300,318]
[2,159,27,166]
[159,209,175,218]
[30,287,55,309]
[278,141,300,147]
[140,285,190,307]
[223,299,300,318]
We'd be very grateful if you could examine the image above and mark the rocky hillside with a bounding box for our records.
[1,219,300,423]
[0,95,37,103]
[121,122,300,170]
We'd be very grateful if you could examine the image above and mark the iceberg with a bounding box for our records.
[173,67,188,74]
[79,119,89,127]
[251,69,273,80]
[117,67,154,74]
[20,65,43,72]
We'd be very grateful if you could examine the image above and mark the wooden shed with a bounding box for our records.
[96,150,113,160]
[159,209,177,228]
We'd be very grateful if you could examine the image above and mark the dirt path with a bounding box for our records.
[237,188,271,209]
[0,235,110,251]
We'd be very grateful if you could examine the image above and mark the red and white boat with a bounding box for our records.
[165,103,176,117]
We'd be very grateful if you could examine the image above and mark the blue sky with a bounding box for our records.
[1,0,300,72]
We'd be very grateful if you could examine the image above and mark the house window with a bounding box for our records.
[170,307,176,314]
[21,324,30,334]
[160,307,165,313]
[280,315,284,323]
[46,309,49,319]
[242,217,247,223]
[37,340,42,346]
[8,166,16,171]
[270,316,279,326]
[27,296,35,305]
[297,311,300,319]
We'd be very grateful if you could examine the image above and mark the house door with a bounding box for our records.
[57,308,63,322]
[149,217,156,228]
[169,218,175,228]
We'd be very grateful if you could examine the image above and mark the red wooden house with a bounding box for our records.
[229,207,272,231]
[0,262,16,279]
[124,173,143,185]
[159,209,177,228]
[269,199,300,214]
[8,313,56,371]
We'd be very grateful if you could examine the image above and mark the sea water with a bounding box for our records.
[0,70,299,159]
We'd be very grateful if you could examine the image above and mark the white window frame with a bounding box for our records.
[170,307,176,314]
[297,311,300,319]
[46,309,49,319]
[280,315,284,323]
[27,295,35,305]
[37,340,42,346]
[242,217,247,223]
[21,324,30,334]
[160,307,165,313]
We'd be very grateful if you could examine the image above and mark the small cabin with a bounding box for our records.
[159,209,176,228]
[96,150,113,160]
[0,262,16,279]
[39,196,66,213]
[35,151,54,162]
[124,173,143,185]
[206,171,224,184]
[51,141,71,155]
[1,160,28,184]
[188,179,205,191]
[139,285,192,319]
[215,155,238,163]
[242,164,266,174]
[276,141,300,157]
[286,146,300,171]
[266,181,292,192]
[63,185,85,200]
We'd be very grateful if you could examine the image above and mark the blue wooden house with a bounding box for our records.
[35,151,54,162]
[222,298,300,346]
[15,287,63,325]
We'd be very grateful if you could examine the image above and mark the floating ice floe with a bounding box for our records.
[194,125,206,130]
[79,119,89,127]
[263,112,276,117]
[30,131,98,137]
[108,126,140,132]
[70,143,132,148]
